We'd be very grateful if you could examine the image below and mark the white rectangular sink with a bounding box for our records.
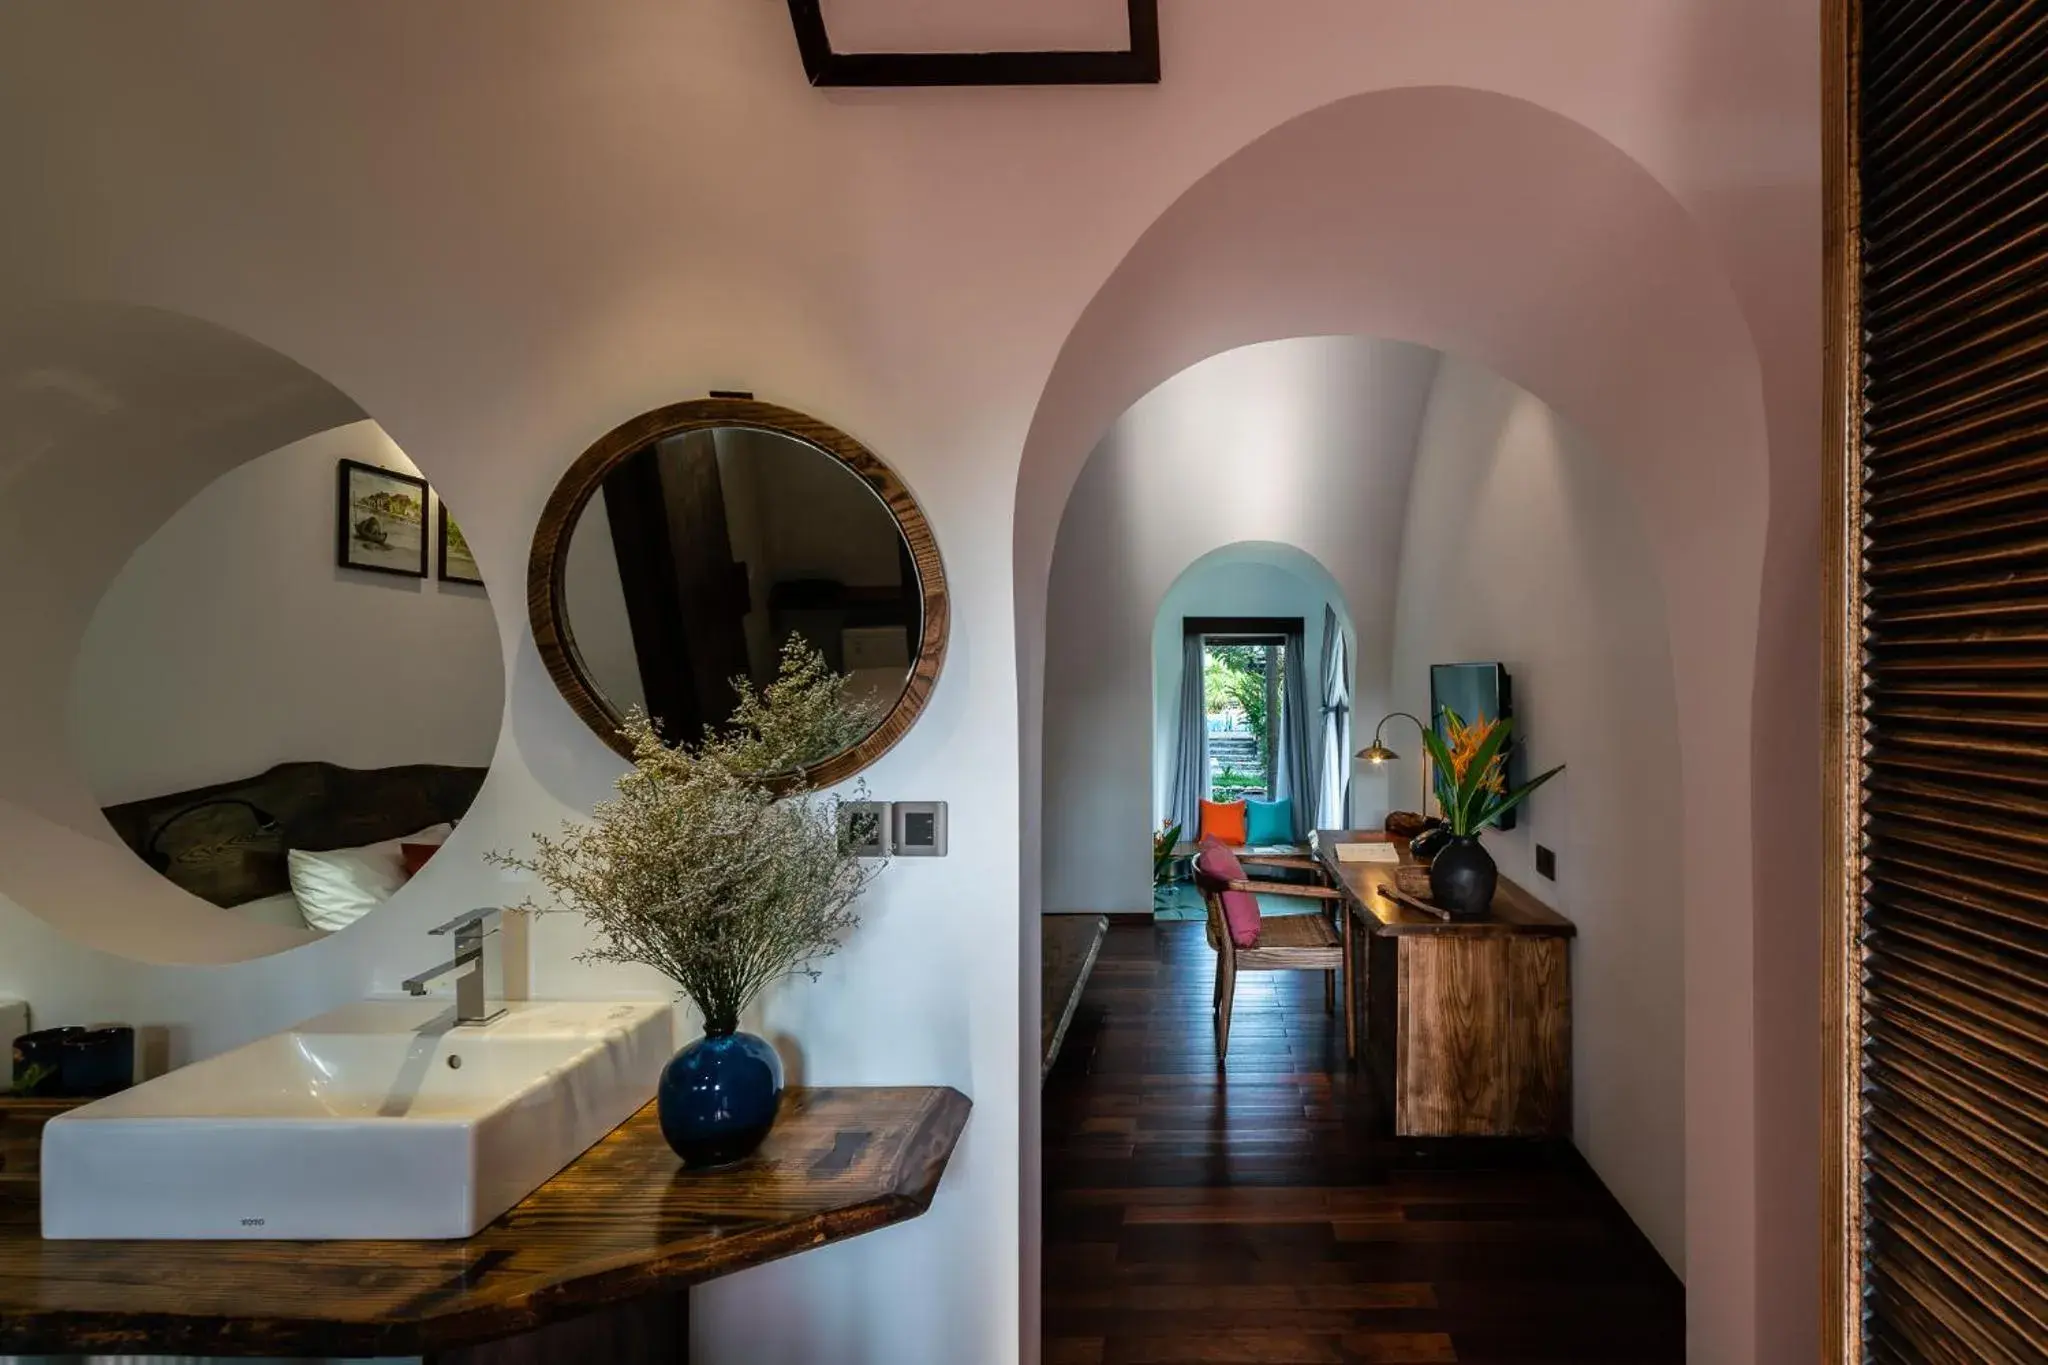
[41,999,672,1240]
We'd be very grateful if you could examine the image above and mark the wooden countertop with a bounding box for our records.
[0,1085,970,1359]
[1313,830,1575,937]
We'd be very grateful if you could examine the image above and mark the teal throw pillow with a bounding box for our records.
[1244,797,1293,845]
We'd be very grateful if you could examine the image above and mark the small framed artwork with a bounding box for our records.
[336,459,429,578]
[438,501,484,585]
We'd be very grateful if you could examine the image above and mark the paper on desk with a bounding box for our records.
[1333,842,1400,864]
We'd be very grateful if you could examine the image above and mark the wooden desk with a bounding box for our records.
[0,1087,969,1361]
[1315,830,1574,1137]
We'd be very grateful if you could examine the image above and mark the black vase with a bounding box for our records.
[61,1027,135,1097]
[1428,835,1497,918]
[13,1026,82,1096]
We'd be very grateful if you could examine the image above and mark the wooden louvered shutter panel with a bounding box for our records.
[1856,1,2048,1358]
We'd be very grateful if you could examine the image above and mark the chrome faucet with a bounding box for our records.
[401,907,506,1026]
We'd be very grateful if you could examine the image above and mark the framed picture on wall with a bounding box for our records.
[437,500,483,586]
[335,459,429,578]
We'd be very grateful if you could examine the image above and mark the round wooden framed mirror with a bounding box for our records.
[529,397,947,788]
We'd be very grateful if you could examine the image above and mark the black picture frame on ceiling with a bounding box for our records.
[437,499,485,586]
[335,458,429,579]
[785,0,1159,87]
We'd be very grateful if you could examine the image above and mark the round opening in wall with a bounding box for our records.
[67,421,506,950]
[0,301,506,965]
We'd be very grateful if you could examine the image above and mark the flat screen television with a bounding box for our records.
[1429,662,1519,830]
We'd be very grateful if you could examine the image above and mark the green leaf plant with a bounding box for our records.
[1153,819,1184,887]
[1417,707,1565,837]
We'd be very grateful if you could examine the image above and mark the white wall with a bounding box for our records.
[1387,353,1684,1271]
[0,4,1820,1359]
[1148,556,1344,828]
[71,420,502,806]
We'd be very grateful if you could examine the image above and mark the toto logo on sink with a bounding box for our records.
[240,1218,265,1228]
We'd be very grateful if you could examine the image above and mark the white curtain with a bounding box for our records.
[1168,629,1206,834]
[1276,621,1313,841]
[1316,604,1349,829]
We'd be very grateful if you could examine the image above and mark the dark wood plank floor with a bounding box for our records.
[1043,921,1683,1365]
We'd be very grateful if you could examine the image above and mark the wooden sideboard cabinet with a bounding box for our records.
[1316,831,1574,1138]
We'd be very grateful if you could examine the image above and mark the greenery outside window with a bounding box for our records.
[1203,638,1285,802]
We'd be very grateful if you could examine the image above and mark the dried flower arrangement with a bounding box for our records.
[493,638,883,1031]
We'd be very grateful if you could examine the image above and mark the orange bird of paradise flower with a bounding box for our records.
[1421,705,1564,835]
[1444,711,1508,795]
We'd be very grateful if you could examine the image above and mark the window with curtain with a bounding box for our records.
[1178,617,1312,843]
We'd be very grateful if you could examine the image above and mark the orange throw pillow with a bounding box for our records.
[400,842,440,877]
[1199,799,1248,846]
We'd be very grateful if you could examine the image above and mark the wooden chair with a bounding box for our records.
[1195,853,1352,1061]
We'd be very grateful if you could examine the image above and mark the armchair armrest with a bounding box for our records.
[1238,855,1322,872]
[1224,879,1341,900]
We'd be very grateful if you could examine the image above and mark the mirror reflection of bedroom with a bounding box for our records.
[63,405,503,947]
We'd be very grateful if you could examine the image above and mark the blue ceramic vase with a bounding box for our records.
[657,1023,784,1168]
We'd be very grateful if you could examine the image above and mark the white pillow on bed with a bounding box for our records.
[287,823,453,933]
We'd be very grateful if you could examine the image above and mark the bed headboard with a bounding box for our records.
[101,761,488,908]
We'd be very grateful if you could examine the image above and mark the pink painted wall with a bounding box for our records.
[0,4,1817,1361]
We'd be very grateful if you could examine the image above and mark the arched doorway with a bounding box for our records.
[1147,542,1357,845]
[1016,87,1775,1361]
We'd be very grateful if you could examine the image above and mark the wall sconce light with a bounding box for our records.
[1358,711,1433,813]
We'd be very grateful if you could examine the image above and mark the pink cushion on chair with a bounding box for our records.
[1195,839,1260,949]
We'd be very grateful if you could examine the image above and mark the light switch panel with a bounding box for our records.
[840,801,892,857]
[891,801,948,857]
